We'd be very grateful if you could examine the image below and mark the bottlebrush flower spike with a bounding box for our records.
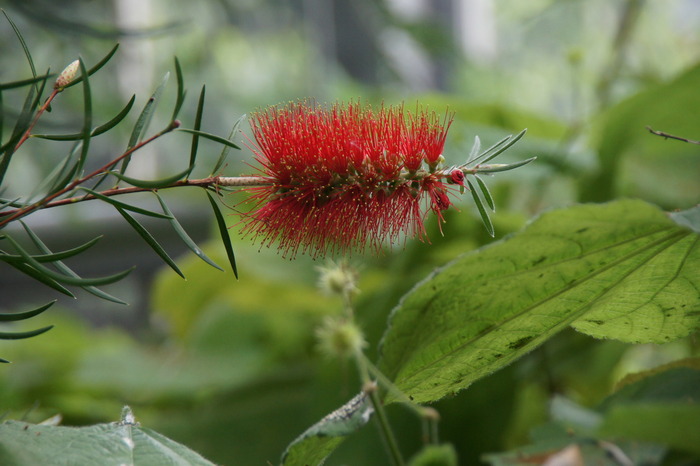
[239,100,456,259]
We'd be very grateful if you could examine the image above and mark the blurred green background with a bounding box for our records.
[1,0,699,464]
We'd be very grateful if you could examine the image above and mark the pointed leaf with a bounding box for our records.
[155,192,222,270]
[62,44,120,89]
[475,156,537,173]
[466,178,494,237]
[115,207,184,278]
[4,235,133,287]
[188,85,206,169]
[3,10,38,89]
[473,129,527,165]
[108,166,192,189]
[77,187,172,219]
[177,128,241,151]
[466,135,481,164]
[378,200,700,404]
[211,114,246,175]
[3,260,75,297]
[206,190,238,278]
[474,175,495,211]
[171,56,186,120]
[77,57,92,173]
[34,95,135,141]
[0,300,55,322]
[0,73,54,91]
[0,325,53,340]
[282,391,373,465]
[19,223,126,304]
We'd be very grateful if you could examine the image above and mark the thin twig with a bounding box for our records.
[646,126,700,145]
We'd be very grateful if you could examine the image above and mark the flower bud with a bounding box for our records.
[54,59,80,90]
[317,261,358,298]
[316,316,367,360]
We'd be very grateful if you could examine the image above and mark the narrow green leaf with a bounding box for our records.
[115,207,184,278]
[19,222,126,304]
[0,197,22,209]
[34,95,135,141]
[0,84,35,184]
[0,326,53,340]
[3,10,38,89]
[378,200,700,404]
[42,142,82,198]
[281,391,372,465]
[211,114,246,176]
[4,235,133,287]
[77,58,92,173]
[474,175,495,211]
[0,73,54,91]
[475,156,537,173]
[473,129,527,165]
[0,235,101,263]
[466,135,481,164]
[62,44,120,89]
[0,88,3,144]
[177,128,242,151]
[171,56,186,120]
[466,178,494,237]
[122,72,169,174]
[77,187,172,219]
[189,85,206,169]
[206,190,238,279]
[108,166,192,189]
[0,300,55,322]
[155,192,223,271]
[3,260,75,297]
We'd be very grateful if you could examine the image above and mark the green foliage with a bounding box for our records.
[0,408,215,465]
[378,200,700,404]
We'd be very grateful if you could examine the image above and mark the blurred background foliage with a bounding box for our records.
[1,0,699,464]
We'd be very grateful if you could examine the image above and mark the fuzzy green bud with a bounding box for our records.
[317,261,358,298]
[316,316,367,360]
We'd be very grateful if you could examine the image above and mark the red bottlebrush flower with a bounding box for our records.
[240,101,456,258]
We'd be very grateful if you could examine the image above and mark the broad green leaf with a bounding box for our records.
[378,200,700,404]
[282,391,373,466]
[0,408,215,465]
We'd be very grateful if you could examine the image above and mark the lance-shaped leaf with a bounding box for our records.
[171,56,186,120]
[187,85,206,169]
[0,325,53,340]
[78,187,172,219]
[2,259,74,297]
[0,407,215,465]
[0,73,54,91]
[19,222,126,304]
[378,200,700,404]
[3,235,132,287]
[210,114,245,176]
[177,128,241,151]
[108,166,192,189]
[155,192,222,271]
[466,178,494,237]
[0,300,55,322]
[33,95,135,140]
[206,191,238,279]
[115,207,184,278]
[282,391,373,466]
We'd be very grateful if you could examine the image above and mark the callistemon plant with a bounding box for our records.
[238,101,532,258]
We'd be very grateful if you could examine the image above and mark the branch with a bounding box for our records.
[646,126,700,145]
